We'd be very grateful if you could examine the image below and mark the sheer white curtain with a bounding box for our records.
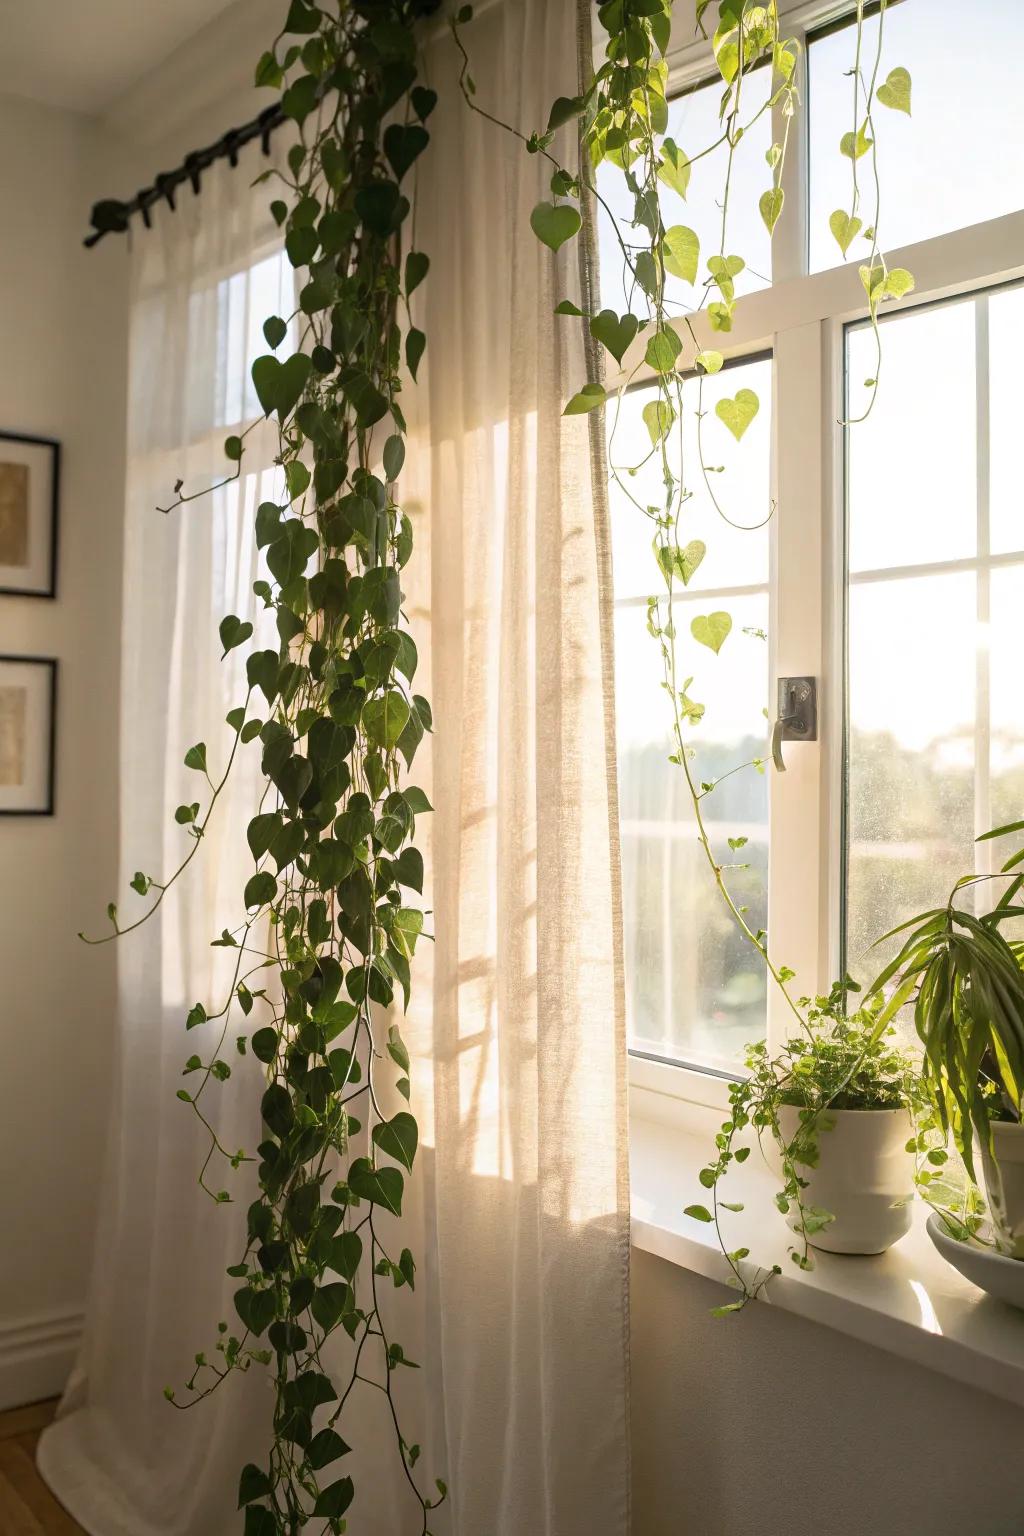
[38,150,294,1536]
[40,3,630,1532]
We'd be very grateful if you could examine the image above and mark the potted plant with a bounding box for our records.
[691,982,921,1305]
[869,818,1024,1259]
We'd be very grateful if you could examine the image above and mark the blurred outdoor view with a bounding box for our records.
[844,285,1024,1023]
[609,358,771,1072]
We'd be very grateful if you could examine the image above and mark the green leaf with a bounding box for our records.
[262,315,287,349]
[876,66,911,115]
[884,266,915,299]
[657,539,705,587]
[563,382,607,415]
[644,326,682,373]
[695,350,723,375]
[642,398,675,447]
[307,1428,351,1471]
[715,388,759,441]
[313,1478,354,1519]
[383,434,405,481]
[657,137,690,199]
[372,1111,419,1170]
[759,187,784,235]
[219,614,253,656]
[244,872,278,909]
[529,201,582,251]
[828,208,862,256]
[383,123,430,181]
[348,1158,404,1216]
[251,352,312,422]
[691,611,732,654]
[406,327,426,381]
[662,225,699,284]
[684,1204,714,1223]
[363,691,411,749]
[589,309,639,364]
[405,253,430,303]
[238,1465,273,1508]
[546,95,584,131]
[840,121,873,160]
[184,742,207,773]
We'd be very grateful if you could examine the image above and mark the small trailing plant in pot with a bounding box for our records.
[869,818,1024,1260]
[689,982,922,1310]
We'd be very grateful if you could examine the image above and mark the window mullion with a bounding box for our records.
[771,22,809,286]
[767,320,828,1048]
[974,294,993,896]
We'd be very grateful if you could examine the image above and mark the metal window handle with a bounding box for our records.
[771,677,818,773]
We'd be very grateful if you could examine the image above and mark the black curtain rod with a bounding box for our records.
[83,100,287,248]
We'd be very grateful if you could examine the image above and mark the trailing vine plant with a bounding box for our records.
[452,0,916,1303]
[84,0,448,1529]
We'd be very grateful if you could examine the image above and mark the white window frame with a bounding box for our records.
[617,3,1024,1118]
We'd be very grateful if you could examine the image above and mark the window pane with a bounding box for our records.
[846,571,976,987]
[598,72,773,316]
[612,358,771,1070]
[609,359,772,598]
[844,287,1024,1033]
[847,300,976,571]
[809,0,1024,273]
[989,287,1024,557]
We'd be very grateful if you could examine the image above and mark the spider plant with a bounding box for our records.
[869,818,1024,1182]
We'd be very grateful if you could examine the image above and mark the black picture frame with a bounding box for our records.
[0,655,57,816]
[0,430,60,599]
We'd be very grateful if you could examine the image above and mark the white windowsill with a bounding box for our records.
[630,1106,1024,1409]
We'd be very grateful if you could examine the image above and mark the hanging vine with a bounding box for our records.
[453,0,916,1301]
[85,0,447,1529]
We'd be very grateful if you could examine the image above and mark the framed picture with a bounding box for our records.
[0,431,60,598]
[0,656,57,815]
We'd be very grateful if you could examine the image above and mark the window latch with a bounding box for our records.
[771,676,818,773]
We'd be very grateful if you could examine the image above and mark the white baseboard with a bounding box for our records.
[0,1310,83,1412]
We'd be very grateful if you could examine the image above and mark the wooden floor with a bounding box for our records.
[0,1401,84,1534]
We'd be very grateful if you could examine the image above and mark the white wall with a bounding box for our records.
[0,92,129,1408]
[632,1249,1024,1535]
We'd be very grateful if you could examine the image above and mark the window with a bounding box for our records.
[611,358,771,1071]
[599,0,1024,1092]
[843,283,1024,1008]
[809,0,1024,273]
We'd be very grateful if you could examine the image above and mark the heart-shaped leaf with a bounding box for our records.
[262,315,287,349]
[695,350,723,374]
[363,690,411,750]
[883,266,915,299]
[372,1111,419,1170]
[530,201,582,252]
[411,85,437,121]
[828,208,862,255]
[405,250,429,295]
[656,539,705,587]
[644,326,682,373]
[251,352,312,422]
[691,611,732,654]
[715,387,759,441]
[707,253,745,280]
[759,187,784,235]
[348,1157,404,1216]
[840,121,873,160]
[219,614,253,656]
[383,123,429,181]
[563,382,607,415]
[662,225,700,284]
[876,66,911,115]
[642,398,675,447]
[657,137,690,199]
[589,309,639,364]
[546,95,584,131]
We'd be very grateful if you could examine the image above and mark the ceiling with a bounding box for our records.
[0,0,238,116]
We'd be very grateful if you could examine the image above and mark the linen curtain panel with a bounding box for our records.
[39,3,629,1532]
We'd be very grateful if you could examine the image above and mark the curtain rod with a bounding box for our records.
[83,100,287,248]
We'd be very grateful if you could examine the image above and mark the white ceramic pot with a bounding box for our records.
[776,1105,915,1255]
[978,1120,1024,1259]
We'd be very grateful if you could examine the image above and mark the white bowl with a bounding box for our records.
[927,1211,1024,1311]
